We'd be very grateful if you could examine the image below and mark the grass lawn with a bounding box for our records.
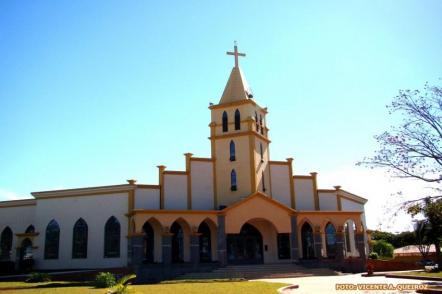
[398,271,442,278]
[0,280,288,293]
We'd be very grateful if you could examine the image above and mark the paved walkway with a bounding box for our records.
[258,273,438,293]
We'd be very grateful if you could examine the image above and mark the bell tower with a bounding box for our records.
[209,43,271,208]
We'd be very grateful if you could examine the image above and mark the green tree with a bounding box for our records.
[360,83,442,268]
[372,240,395,258]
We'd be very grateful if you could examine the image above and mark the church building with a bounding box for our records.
[0,45,368,273]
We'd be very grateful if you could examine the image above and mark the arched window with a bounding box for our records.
[301,222,315,259]
[255,111,259,132]
[44,220,60,259]
[104,216,120,258]
[143,222,154,263]
[0,227,13,259]
[222,111,228,132]
[72,218,88,259]
[260,143,264,162]
[25,225,35,234]
[231,169,237,191]
[229,140,236,161]
[325,223,337,258]
[259,115,264,134]
[262,171,266,192]
[234,109,241,130]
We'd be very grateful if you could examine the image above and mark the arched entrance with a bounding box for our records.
[227,223,263,264]
[143,222,154,263]
[19,238,33,271]
[171,222,184,263]
[301,222,315,259]
[198,222,211,262]
[325,223,337,258]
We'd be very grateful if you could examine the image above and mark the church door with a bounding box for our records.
[227,223,263,264]
[143,222,154,263]
[301,223,315,259]
[198,222,212,262]
[19,238,33,271]
[171,222,184,263]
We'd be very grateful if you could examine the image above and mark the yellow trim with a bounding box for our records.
[34,190,131,200]
[0,201,36,208]
[267,144,272,198]
[287,158,296,209]
[293,175,313,179]
[185,153,193,209]
[339,194,366,205]
[337,195,342,211]
[209,130,271,144]
[269,160,289,165]
[32,184,133,198]
[210,137,218,210]
[131,209,219,215]
[163,171,187,175]
[310,172,319,210]
[136,184,160,189]
[128,190,134,213]
[157,165,166,209]
[209,99,267,113]
[248,120,257,193]
[221,191,296,214]
[190,157,213,162]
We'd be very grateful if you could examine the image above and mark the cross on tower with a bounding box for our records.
[227,41,246,68]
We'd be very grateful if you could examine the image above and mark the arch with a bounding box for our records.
[145,217,163,263]
[301,222,315,259]
[143,221,155,263]
[343,219,357,257]
[227,222,263,264]
[198,222,212,262]
[234,109,241,130]
[25,225,35,234]
[325,222,337,258]
[44,219,60,259]
[19,238,33,270]
[171,221,185,263]
[0,226,13,259]
[222,111,228,132]
[104,216,120,258]
[72,218,88,259]
[229,140,236,161]
[231,169,237,191]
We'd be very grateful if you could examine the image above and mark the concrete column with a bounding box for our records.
[349,224,356,255]
[190,233,201,266]
[356,233,366,260]
[129,235,145,267]
[290,215,299,261]
[162,233,173,265]
[335,230,344,262]
[217,215,227,266]
[314,229,322,259]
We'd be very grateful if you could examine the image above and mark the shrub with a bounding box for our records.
[95,272,116,288]
[368,252,379,259]
[108,274,137,294]
[372,240,394,258]
[25,272,51,283]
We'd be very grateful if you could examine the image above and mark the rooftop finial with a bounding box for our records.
[227,41,246,68]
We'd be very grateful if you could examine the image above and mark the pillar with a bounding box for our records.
[356,233,366,260]
[290,215,299,261]
[129,234,145,267]
[217,215,227,266]
[314,226,322,259]
[335,228,344,262]
[162,233,173,265]
[190,233,201,266]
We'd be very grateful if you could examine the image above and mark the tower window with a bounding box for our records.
[260,143,264,162]
[259,115,264,135]
[255,111,259,132]
[234,109,241,130]
[230,140,236,161]
[222,111,228,132]
[231,169,237,191]
[262,171,266,192]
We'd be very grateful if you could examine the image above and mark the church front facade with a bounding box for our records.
[0,45,368,272]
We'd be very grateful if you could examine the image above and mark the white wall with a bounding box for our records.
[294,178,315,210]
[319,192,338,210]
[269,164,291,207]
[164,174,187,210]
[190,161,214,210]
[135,188,160,210]
[341,198,364,211]
[0,205,36,262]
[33,193,129,270]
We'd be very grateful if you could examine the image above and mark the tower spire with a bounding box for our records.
[226,41,246,68]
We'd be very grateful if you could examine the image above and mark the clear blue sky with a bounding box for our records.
[1,1,441,229]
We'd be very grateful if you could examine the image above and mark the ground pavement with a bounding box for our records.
[258,273,436,294]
